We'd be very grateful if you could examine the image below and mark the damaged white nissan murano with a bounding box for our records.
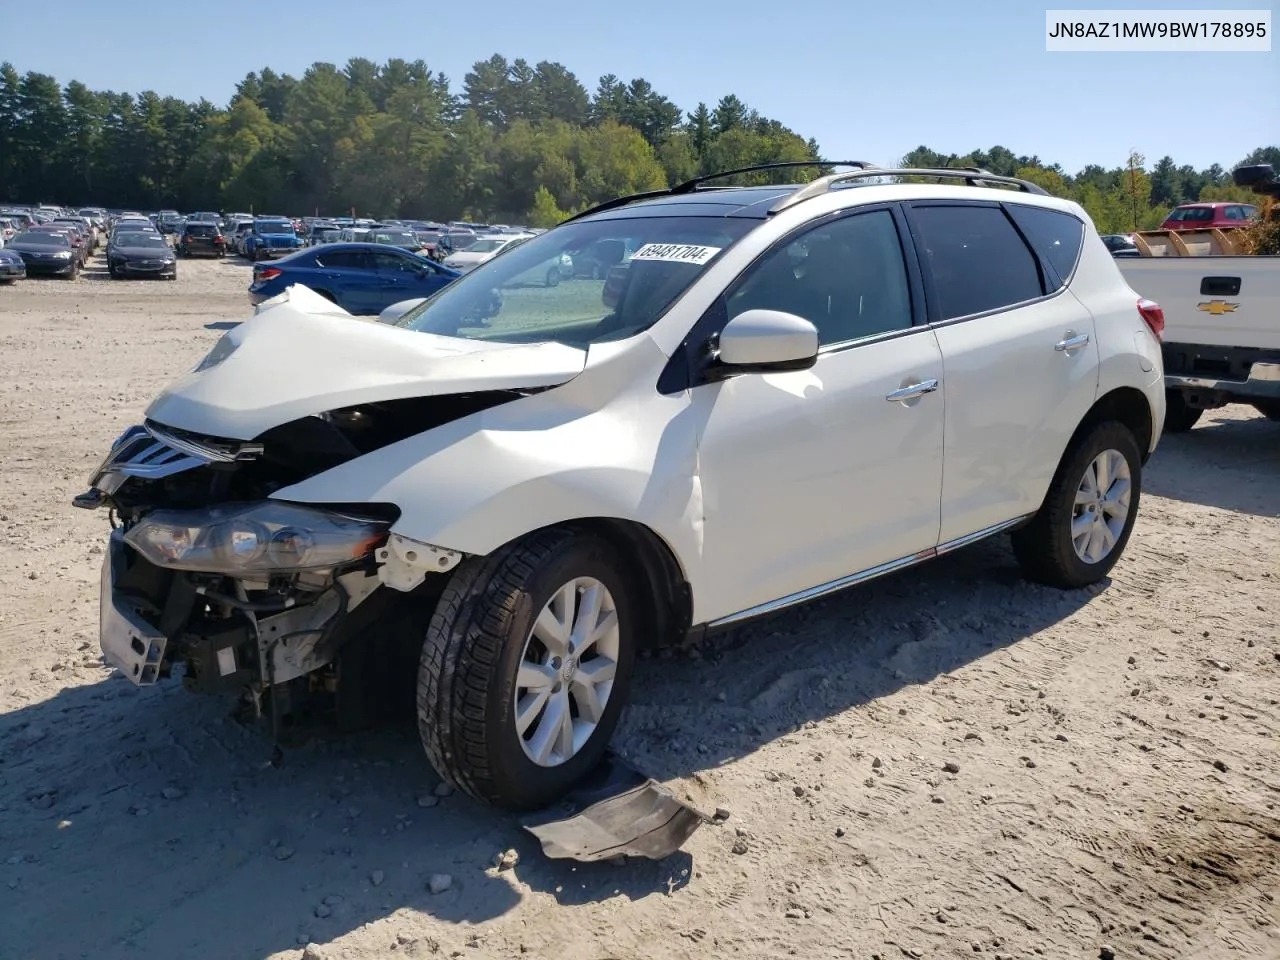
[79,163,1166,810]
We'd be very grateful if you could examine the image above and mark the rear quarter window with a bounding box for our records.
[1004,205,1085,290]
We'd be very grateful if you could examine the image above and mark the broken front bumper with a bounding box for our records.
[99,528,385,692]
[100,531,168,685]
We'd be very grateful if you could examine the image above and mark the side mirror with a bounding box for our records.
[711,309,819,378]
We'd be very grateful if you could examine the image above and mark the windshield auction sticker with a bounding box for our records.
[630,243,722,265]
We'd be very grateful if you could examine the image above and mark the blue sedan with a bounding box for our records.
[247,243,461,315]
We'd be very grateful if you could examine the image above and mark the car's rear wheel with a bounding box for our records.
[417,527,636,810]
[1252,400,1280,422]
[1012,420,1142,589]
[1163,390,1203,433]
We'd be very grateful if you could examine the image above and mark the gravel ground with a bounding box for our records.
[1,254,1278,960]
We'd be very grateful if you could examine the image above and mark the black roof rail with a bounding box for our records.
[559,160,878,225]
[669,160,878,194]
[769,166,1050,214]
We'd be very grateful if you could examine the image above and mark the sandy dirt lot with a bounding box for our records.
[1,253,1277,960]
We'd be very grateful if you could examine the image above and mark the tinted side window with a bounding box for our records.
[316,251,370,270]
[372,251,416,272]
[1004,204,1085,290]
[911,205,1044,320]
[726,209,913,347]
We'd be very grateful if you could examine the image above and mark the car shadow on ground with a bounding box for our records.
[204,321,241,331]
[1144,409,1279,518]
[0,533,1091,960]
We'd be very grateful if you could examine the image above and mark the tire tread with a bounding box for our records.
[1012,420,1142,589]
[417,526,584,806]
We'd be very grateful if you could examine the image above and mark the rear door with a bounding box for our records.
[905,200,1099,543]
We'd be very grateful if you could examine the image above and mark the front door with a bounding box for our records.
[691,206,946,624]
[371,250,429,311]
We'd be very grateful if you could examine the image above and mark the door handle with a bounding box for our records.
[885,379,940,402]
[1055,333,1090,352]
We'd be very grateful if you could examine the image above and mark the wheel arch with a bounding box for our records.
[454,516,693,654]
[1073,386,1155,465]
[1026,385,1155,522]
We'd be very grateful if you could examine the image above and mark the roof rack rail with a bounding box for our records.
[559,160,878,225]
[769,167,1050,214]
[669,160,878,195]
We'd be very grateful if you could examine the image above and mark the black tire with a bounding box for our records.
[312,289,337,303]
[1252,400,1280,422]
[417,527,638,810]
[1012,421,1142,590]
[1163,390,1203,433]
[545,267,560,287]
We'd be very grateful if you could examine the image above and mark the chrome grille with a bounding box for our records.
[144,421,263,463]
[85,423,263,497]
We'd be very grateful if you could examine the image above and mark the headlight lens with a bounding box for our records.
[54,251,73,259]
[124,502,388,574]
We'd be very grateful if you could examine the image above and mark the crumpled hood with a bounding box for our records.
[145,284,588,440]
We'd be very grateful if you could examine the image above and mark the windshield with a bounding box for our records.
[373,230,419,246]
[125,236,171,249]
[258,220,294,233]
[395,215,753,347]
[16,232,70,247]
[460,237,509,254]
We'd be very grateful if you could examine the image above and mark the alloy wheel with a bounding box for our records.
[513,577,620,767]
[1071,448,1131,564]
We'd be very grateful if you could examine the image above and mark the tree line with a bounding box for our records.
[0,56,1275,230]
[0,56,819,225]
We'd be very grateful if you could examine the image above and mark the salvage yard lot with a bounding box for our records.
[1,257,1278,960]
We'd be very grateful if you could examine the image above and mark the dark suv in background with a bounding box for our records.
[177,221,227,258]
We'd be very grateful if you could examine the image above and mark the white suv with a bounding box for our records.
[80,163,1166,810]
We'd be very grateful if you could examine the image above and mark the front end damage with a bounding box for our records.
[75,405,500,734]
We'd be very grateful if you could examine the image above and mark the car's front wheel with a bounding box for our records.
[417,527,636,810]
[1012,420,1142,589]
[545,266,560,287]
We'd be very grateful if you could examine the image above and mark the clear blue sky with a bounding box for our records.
[4,0,1277,174]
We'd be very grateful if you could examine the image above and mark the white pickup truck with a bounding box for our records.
[1116,164,1280,432]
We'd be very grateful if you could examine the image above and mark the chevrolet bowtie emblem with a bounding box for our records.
[1197,300,1239,316]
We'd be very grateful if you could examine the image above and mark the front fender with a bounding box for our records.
[272,335,707,597]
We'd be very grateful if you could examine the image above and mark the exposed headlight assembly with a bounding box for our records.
[124,502,389,575]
